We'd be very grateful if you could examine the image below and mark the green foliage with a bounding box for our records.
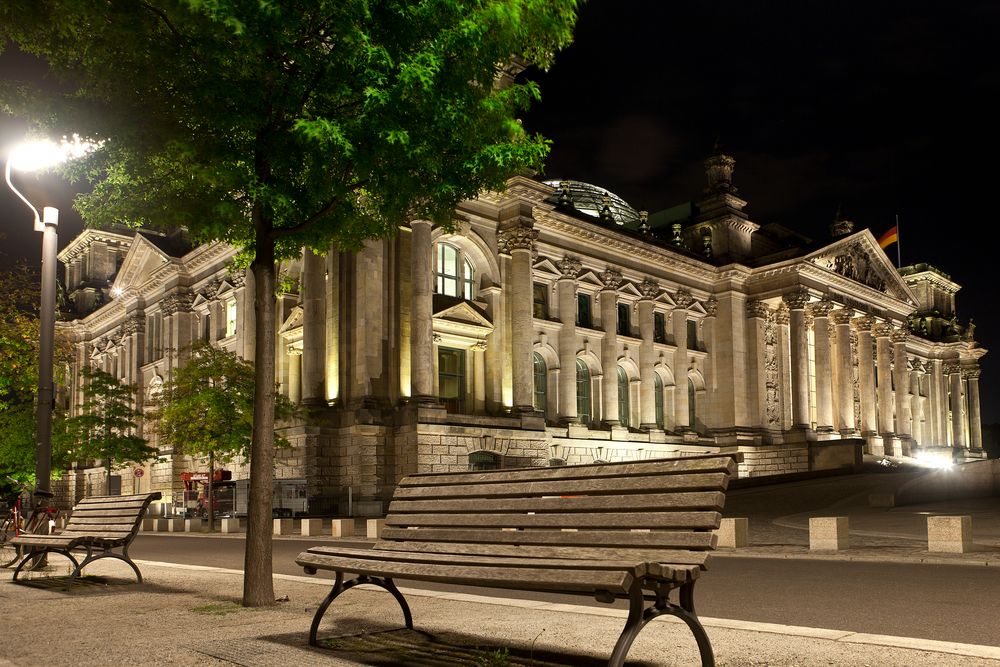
[0,261,41,413]
[153,342,296,462]
[54,367,157,477]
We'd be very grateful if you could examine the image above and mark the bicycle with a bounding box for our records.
[0,478,60,569]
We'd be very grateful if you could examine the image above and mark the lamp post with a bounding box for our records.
[5,136,99,495]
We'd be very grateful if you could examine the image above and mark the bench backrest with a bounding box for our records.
[379,454,738,568]
[62,492,163,543]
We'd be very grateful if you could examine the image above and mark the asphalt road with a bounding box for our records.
[130,534,1000,648]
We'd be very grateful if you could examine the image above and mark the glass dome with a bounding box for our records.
[543,179,642,226]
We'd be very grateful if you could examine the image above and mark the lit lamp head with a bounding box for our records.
[4,134,101,231]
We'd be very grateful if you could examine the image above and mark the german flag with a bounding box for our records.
[877,225,898,249]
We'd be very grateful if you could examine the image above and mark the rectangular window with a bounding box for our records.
[617,302,630,336]
[687,319,697,347]
[577,293,592,328]
[654,312,667,344]
[226,298,238,337]
[533,282,548,319]
[438,347,466,413]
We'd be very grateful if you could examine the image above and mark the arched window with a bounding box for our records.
[688,377,696,430]
[654,373,664,429]
[576,359,591,426]
[617,366,630,427]
[435,243,475,300]
[469,451,501,471]
[533,352,547,414]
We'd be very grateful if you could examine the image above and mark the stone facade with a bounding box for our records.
[54,152,988,515]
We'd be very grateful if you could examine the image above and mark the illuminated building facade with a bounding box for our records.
[54,152,987,514]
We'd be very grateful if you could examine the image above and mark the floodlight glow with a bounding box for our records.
[914,451,954,470]
[7,134,103,173]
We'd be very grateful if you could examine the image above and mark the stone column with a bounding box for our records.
[599,269,623,427]
[325,245,340,403]
[782,289,811,428]
[810,300,834,431]
[473,341,487,413]
[910,361,925,446]
[498,204,537,412]
[287,347,302,405]
[892,328,911,437]
[745,300,770,429]
[874,322,894,438]
[300,247,326,405]
[672,289,694,431]
[409,220,435,400]
[832,309,856,434]
[947,363,965,448]
[638,279,659,429]
[776,304,793,429]
[966,367,983,451]
[162,291,194,375]
[556,257,581,423]
[856,317,881,436]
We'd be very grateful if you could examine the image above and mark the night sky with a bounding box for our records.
[2,0,1000,424]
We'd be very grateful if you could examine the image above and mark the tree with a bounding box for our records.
[2,0,579,605]
[55,367,157,487]
[153,342,296,530]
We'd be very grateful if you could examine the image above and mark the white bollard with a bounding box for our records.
[714,517,749,548]
[167,517,185,532]
[809,516,849,551]
[273,518,294,535]
[300,518,324,537]
[367,519,385,539]
[927,515,972,553]
[330,519,355,538]
[185,518,203,533]
[220,518,243,534]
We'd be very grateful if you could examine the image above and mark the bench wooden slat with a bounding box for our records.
[394,472,729,500]
[388,491,725,515]
[371,540,713,568]
[295,552,635,594]
[399,456,737,487]
[379,527,717,550]
[66,516,143,526]
[385,510,721,530]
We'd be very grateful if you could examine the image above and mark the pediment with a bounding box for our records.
[806,231,913,302]
[112,234,173,292]
[278,305,304,334]
[433,300,493,328]
[577,270,605,289]
[532,257,561,275]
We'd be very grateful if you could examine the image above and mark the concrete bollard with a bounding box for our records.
[715,517,749,548]
[330,519,355,538]
[367,519,385,539]
[167,517,185,532]
[273,518,294,535]
[809,516,849,551]
[927,515,972,553]
[185,518,203,533]
[141,517,155,532]
[220,518,243,534]
[300,518,324,537]
[152,518,169,532]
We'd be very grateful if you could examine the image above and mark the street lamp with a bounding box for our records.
[4,135,100,496]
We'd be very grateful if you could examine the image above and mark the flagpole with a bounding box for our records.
[895,214,901,267]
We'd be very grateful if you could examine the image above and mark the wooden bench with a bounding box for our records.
[296,454,739,667]
[10,492,161,583]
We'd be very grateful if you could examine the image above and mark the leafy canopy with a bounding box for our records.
[1,0,580,259]
[154,342,297,462]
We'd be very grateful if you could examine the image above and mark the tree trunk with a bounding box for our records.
[243,239,277,607]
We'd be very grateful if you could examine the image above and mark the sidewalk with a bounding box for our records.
[2,465,999,666]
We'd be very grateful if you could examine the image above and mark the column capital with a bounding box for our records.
[831,309,854,325]
[781,288,810,310]
[943,362,962,375]
[872,321,894,338]
[674,288,694,309]
[808,299,834,317]
[774,303,790,325]
[161,291,194,316]
[853,314,876,331]
[891,327,910,344]
[498,224,537,254]
[704,296,718,317]
[556,256,583,279]
[600,268,623,291]
[639,279,660,300]
[228,270,247,289]
[963,366,982,380]
[746,298,770,319]
[122,314,145,336]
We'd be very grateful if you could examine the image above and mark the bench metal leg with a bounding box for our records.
[607,582,715,667]
[309,572,414,647]
[11,549,79,581]
[72,547,145,584]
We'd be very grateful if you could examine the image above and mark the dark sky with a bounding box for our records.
[3,1,1000,425]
